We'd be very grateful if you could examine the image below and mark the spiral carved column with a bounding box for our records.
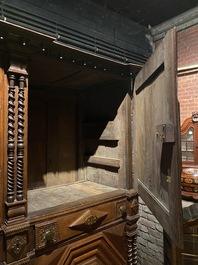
[7,74,16,203]
[126,191,139,265]
[5,67,28,223]
[17,76,25,201]
[3,61,30,265]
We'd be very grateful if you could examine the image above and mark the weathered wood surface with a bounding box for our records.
[134,28,183,246]
[28,91,77,189]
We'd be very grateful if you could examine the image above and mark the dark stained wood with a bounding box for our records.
[30,226,127,265]
[28,91,77,189]
[82,82,130,189]
[0,8,184,263]
[133,28,183,246]
[47,97,77,186]
[0,66,5,225]
[28,96,47,189]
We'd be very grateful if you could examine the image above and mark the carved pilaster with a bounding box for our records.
[126,190,139,265]
[3,58,30,265]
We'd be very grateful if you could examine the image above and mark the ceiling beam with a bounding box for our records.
[151,6,198,41]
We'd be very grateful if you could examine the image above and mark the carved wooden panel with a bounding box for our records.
[31,229,126,265]
[69,209,107,231]
[35,220,59,250]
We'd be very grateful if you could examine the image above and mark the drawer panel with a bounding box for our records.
[34,196,127,250]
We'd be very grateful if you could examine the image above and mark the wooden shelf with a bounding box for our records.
[84,155,120,169]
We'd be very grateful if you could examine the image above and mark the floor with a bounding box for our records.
[28,181,117,214]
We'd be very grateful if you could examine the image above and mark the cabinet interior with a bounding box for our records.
[27,54,131,215]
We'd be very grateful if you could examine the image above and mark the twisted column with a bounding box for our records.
[7,74,16,203]
[126,191,139,265]
[17,76,25,201]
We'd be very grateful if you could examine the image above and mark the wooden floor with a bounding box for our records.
[28,181,117,214]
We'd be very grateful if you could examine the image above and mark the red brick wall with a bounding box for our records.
[177,24,198,124]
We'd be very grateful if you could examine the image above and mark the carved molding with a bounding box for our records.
[69,209,107,231]
[35,220,58,250]
[130,197,139,215]
[2,220,29,236]
[126,190,139,265]
[59,233,125,265]
[116,201,127,218]
[7,235,26,258]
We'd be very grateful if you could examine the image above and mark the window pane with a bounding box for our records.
[181,141,186,151]
[187,151,194,162]
[187,141,194,151]
[187,128,194,140]
[182,151,186,161]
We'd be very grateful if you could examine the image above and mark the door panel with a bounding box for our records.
[134,28,183,246]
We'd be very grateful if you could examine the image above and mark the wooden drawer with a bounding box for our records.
[33,192,127,250]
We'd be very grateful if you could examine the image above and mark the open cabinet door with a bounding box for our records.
[134,28,183,246]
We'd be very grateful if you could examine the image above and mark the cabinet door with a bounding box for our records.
[133,28,183,246]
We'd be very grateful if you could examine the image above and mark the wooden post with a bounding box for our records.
[2,56,31,264]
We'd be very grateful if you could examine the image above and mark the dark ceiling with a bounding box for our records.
[91,0,198,27]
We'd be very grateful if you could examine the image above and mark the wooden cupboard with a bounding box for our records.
[0,23,183,265]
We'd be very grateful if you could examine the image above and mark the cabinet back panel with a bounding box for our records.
[28,91,77,189]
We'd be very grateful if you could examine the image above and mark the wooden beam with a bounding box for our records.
[151,7,198,41]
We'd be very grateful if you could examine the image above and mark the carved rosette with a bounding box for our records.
[7,235,26,258]
[35,220,58,250]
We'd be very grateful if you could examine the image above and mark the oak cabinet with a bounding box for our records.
[0,23,182,265]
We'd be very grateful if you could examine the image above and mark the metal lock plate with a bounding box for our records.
[156,124,175,143]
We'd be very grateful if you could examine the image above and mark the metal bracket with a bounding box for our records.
[156,124,175,143]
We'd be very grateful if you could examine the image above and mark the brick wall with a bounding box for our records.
[177,24,198,124]
[137,198,164,265]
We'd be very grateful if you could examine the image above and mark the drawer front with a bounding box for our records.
[34,197,127,250]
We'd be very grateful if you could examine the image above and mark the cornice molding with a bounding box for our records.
[151,6,198,41]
